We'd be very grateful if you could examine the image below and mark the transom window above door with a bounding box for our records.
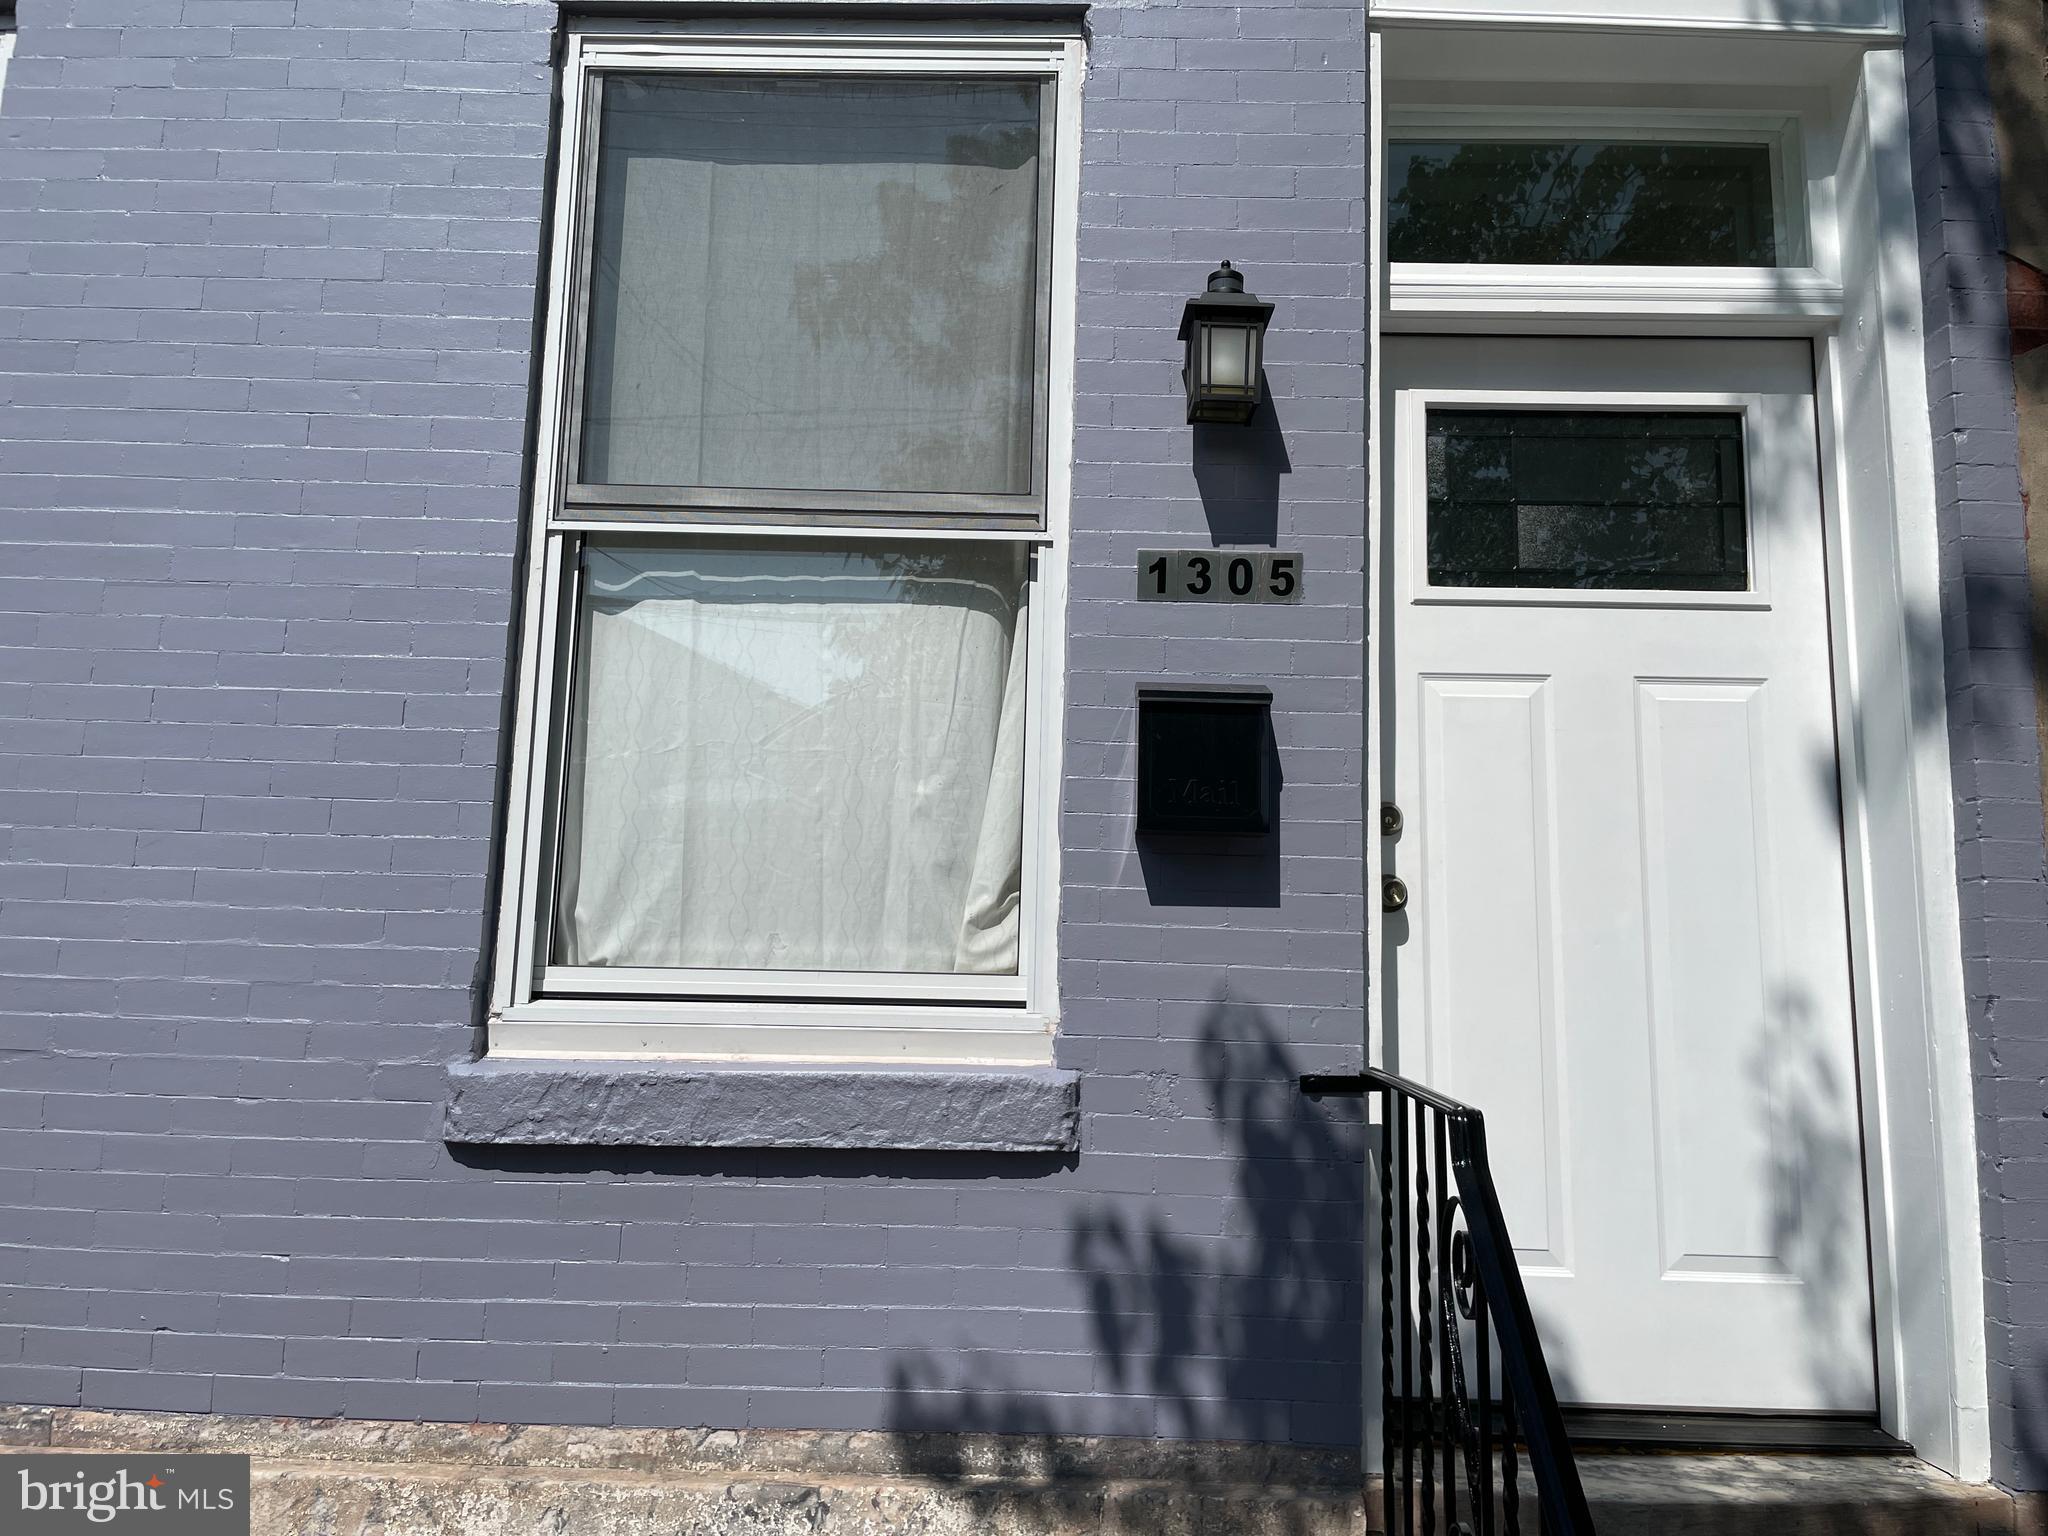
[1383,111,1807,273]
[1389,141,1780,265]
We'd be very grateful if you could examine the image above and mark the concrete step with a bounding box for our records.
[1575,1451,2034,1536]
[1390,1452,2031,1536]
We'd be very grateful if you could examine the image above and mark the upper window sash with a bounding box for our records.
[546,31,1072,533]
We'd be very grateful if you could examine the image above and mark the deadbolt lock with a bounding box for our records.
[1381,802,1403,837]
[1382,875,1409,912]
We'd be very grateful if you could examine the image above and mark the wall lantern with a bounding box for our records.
[1178,261,1274,425]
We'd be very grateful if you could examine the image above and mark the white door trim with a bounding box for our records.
[1365,37,1989,1478]
[1809,48,1989,1479]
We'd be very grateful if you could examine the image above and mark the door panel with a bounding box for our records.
[1382,336,1876,1414]
[1417,673,1571,1267]
[1636,678,1784,1279]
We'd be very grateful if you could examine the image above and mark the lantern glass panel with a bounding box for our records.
[1205,323,1255,390]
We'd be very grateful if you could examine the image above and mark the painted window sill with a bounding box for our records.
[442,1056,1080,1152]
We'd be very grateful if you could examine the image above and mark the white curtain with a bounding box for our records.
[553,542,1027,975]
[580,76,1041,497]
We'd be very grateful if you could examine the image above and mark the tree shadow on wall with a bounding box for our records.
[2006,1349,2048,1496]
[884,1000,1367,1521]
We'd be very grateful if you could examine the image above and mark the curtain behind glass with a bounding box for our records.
[553,541,1027,975]
[580,76,1041,497]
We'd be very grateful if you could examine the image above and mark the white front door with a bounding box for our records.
[1382,335,1877,1413]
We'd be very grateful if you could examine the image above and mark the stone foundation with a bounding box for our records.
[10,1403,2048,1536]
[0,1405,1365,1535]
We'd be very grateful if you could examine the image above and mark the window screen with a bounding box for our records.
[578,76,1044,499]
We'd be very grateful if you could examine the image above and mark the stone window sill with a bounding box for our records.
[442,1056,1080,1152]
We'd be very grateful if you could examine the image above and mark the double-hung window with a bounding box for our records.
[491,25,1081,1064]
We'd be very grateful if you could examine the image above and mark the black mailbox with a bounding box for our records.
[1136,685,1275,836]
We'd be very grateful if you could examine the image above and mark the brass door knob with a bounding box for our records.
[1382,875,1409,912]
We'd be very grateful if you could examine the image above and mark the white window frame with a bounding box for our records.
[489,22,1082,1065]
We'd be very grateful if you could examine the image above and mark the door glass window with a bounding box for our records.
[1389,142,1779,265]
[1426,410,1749,591]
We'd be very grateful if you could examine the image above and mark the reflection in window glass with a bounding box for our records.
[1389,141,1778,265]
[1427,411,1749,591]
[553,540,1028,975]
[580,75,1042,496]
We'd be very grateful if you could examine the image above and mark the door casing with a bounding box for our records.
[1364,35,1990,1477]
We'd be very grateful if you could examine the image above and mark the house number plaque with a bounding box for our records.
[1136,550,1303,603]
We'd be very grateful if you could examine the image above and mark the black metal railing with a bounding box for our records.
[1301,1068,1595,1536]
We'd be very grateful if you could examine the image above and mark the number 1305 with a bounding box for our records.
[1137,550,1303,604]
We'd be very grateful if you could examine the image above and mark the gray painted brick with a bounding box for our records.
[339,1378,480,1422]
[211,1374,345,1418]
[79,1369,213,1413]
[1,0,1361,1454]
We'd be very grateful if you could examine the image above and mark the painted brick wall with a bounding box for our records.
[1905,0,2048,1492]
[0,0,1370,1441]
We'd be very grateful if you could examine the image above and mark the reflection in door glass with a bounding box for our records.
[1426,410,1749,591]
